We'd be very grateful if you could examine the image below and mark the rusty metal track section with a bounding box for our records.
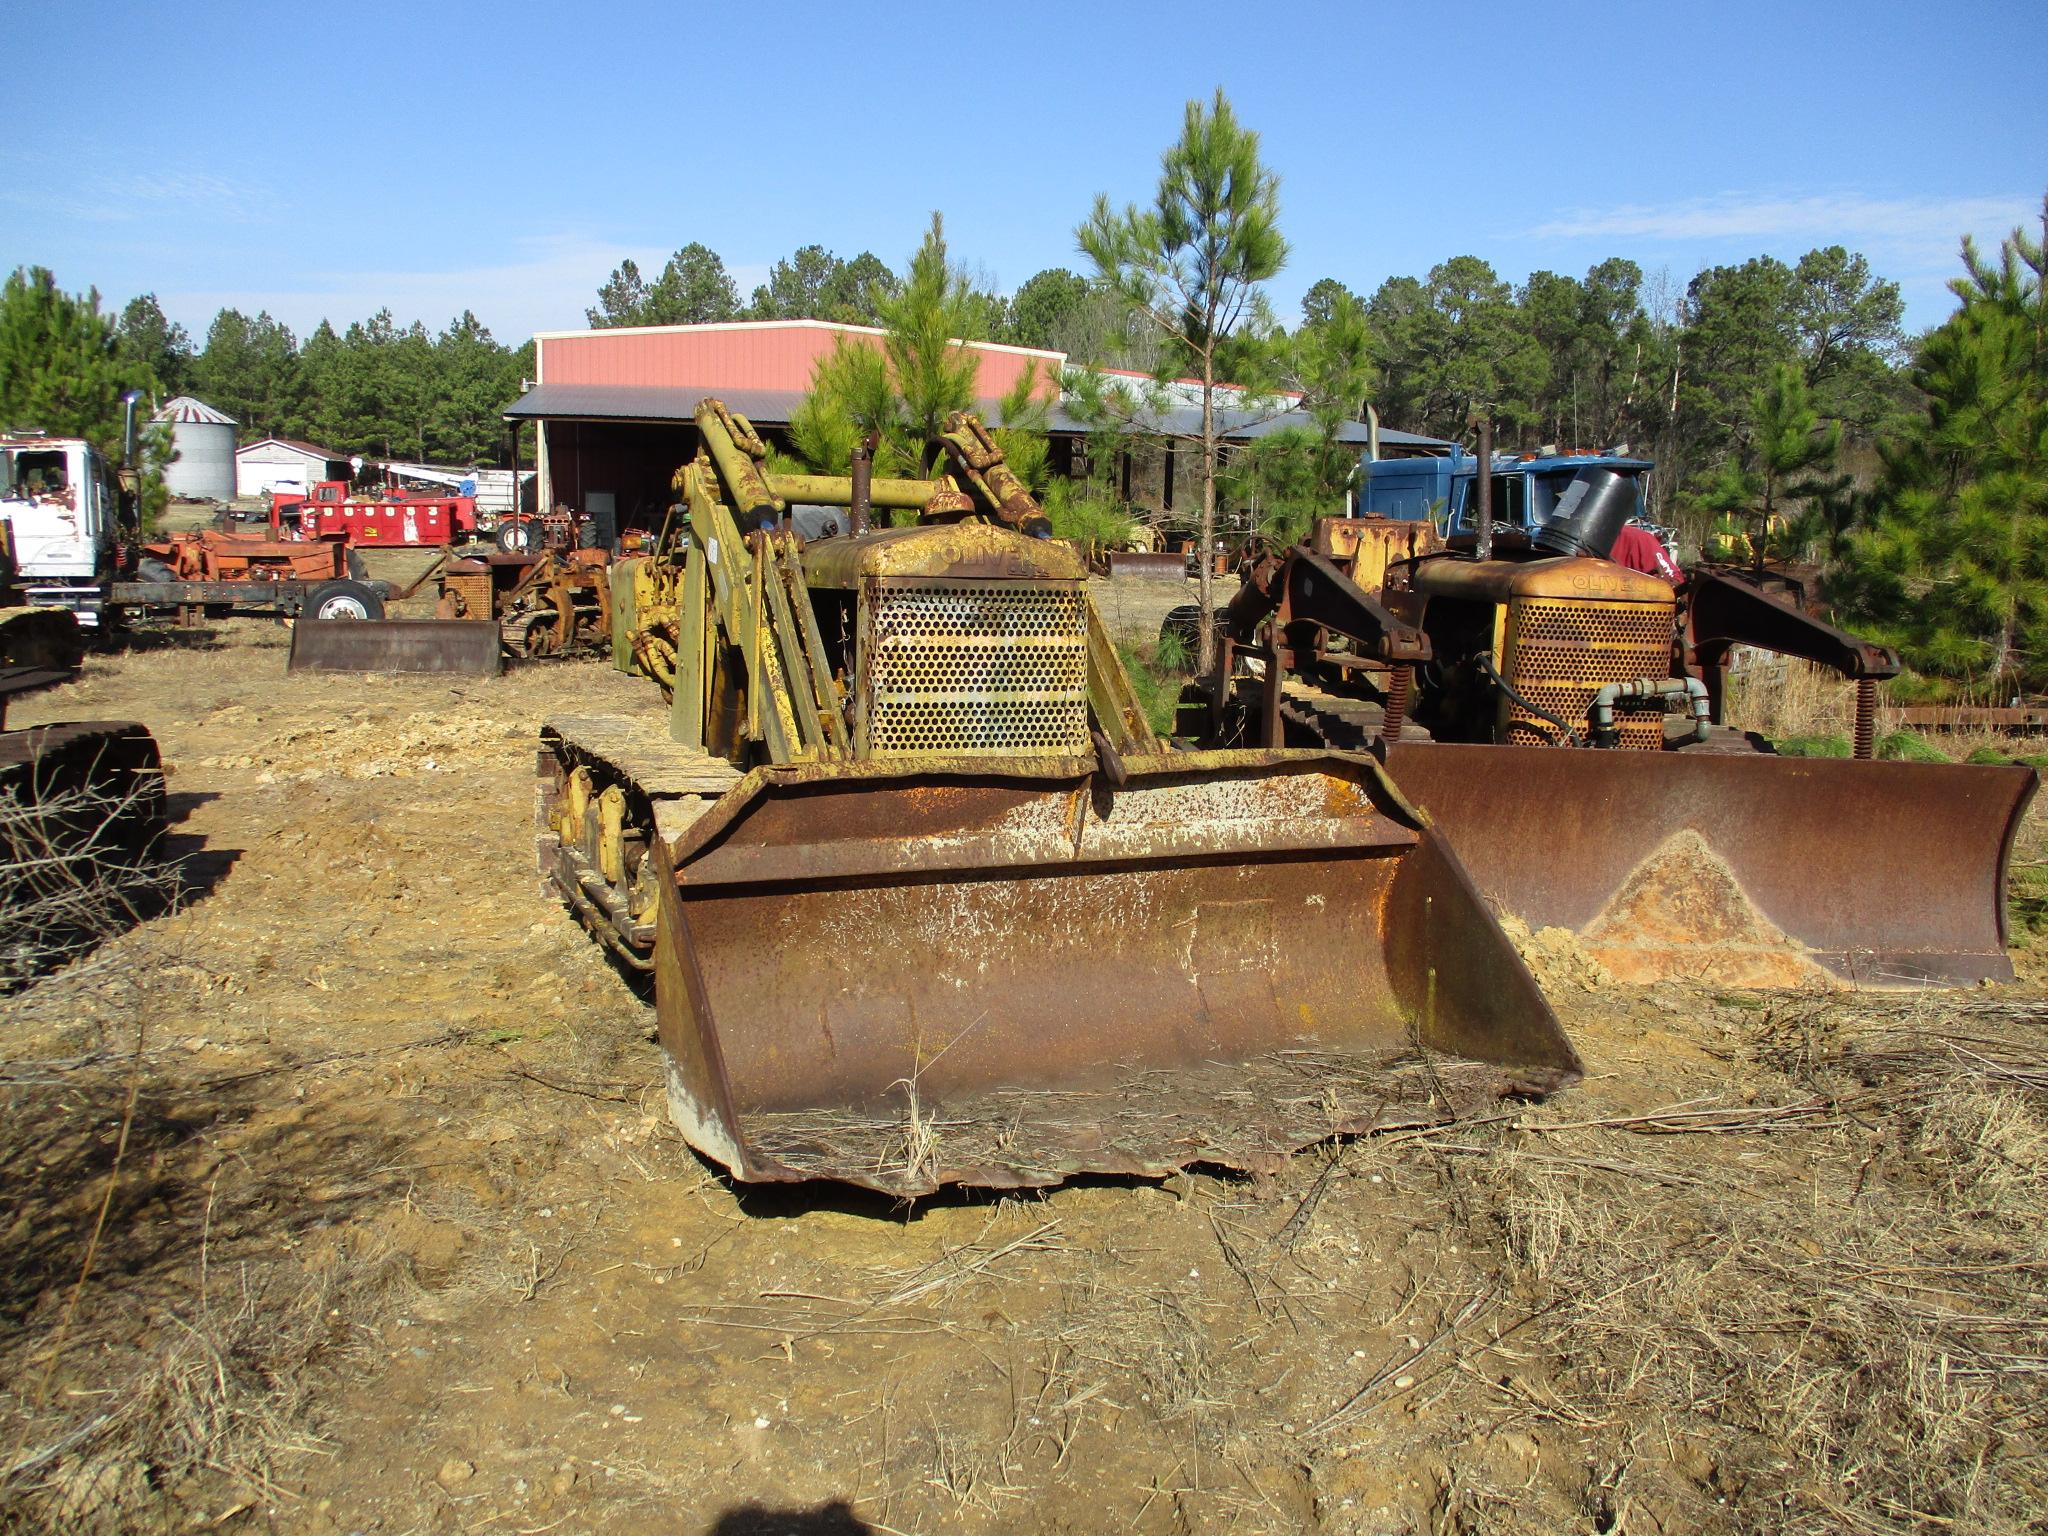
[644,750,1578,1196]
[0,720,167,851]
[1387,743,2038,987]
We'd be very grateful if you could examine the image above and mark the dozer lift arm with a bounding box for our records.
[694,397,1048,527]
[1685,569,1900,758]
[1686,570,1899,679]
[1207,544,1433,734]
[670,447,850,767]
[1225,545,1431,663]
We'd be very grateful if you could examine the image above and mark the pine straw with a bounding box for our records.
[0,1049,453,1534]
[1428,998,2048,1535]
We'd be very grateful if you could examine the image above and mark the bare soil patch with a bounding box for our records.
[1,620,2042,1534]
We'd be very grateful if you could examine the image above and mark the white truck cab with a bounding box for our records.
[0,435,119,625]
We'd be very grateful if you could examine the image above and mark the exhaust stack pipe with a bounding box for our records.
[1536,465,1638,561]
[1471,413,1493,562]
[121,390,143,469]
[848,433,874,537]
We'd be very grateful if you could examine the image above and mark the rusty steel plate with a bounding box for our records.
[646,751,1579,1196]
[1386,743,2039,987]
[287,619,503,676]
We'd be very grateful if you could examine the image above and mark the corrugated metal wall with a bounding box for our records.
[539,322,1062,400]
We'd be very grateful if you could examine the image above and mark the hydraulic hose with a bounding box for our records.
[1473,652,1582,746]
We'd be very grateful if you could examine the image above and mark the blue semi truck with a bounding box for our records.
[1359,448,1656,537]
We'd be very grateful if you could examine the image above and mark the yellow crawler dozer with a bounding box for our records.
[536,402,1577,1195]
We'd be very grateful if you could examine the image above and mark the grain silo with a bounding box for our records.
[155,396,238,502]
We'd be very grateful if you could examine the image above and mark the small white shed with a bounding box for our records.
[234,437,349,498]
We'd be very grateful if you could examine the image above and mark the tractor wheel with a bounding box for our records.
[495,519,538,554]
[304,579,386,622]
[137,557,178,584]
[346,548,369,581]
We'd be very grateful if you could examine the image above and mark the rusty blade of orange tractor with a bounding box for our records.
[1386,743,2038,988]
[287,618,502,676]
[648,750,1579,1196]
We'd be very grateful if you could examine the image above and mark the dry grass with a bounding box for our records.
[1432,1001,2048,1535]
[0,1036,460,1534]
[1719,652,1883,743]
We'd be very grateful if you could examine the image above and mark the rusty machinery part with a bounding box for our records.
[436,562,495,621]
[537,730,1578,1196]
[531,401,1581,1194]
[535,720,737,973]
[0,719,167,867]
[287,619,502,676]
[697,399,785,532]
[1408,556,1678,751]
[934,412,1049,533]
[503,610,561,657]
[1684,569,1900,760]
[1388,742,2038,989]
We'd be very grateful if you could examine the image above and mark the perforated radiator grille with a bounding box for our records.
[861,578,1089,757]
[1502,596,1675,750]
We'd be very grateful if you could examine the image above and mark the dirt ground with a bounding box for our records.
[1,599,2043,1536]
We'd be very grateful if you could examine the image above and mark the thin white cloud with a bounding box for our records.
[1528,190,2041,327]
[1530,191,2039,275]
[0,167,277,226]
[158,236,771,342]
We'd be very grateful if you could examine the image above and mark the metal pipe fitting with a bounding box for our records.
[1588,676,1710,748]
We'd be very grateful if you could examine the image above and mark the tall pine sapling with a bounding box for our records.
[1701,361,1841,569]
[1077,88,1287,673]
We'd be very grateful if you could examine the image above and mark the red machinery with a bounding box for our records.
[273,481,480,547]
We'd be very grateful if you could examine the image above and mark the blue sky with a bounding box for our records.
[8,0,2043,348]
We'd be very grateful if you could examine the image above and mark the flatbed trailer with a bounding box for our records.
[110,577,384,621]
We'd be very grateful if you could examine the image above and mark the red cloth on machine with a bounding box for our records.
[1610,524,1681,583]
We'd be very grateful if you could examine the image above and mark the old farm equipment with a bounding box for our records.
[536,400,1576,1195]
[436,548,613,660]
[1184,456,2037,987]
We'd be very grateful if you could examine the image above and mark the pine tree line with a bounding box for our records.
[100,294,533,465]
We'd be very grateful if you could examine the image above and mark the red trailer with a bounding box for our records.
[275,481,479,547]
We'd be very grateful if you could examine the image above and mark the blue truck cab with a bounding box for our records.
[1360,450,1654,535]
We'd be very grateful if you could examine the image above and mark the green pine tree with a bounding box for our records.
[1076,88,1288,671]
[1699,361,1841,567]
[1838,201,2048,693]
[791,214,994,490]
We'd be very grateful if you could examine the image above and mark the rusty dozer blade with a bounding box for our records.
[1385,743,2039,988]
[287,618,502,676]
[647,750,1579,1197]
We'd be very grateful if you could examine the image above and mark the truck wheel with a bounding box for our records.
[305,579,385,621]
[496,519,537,554]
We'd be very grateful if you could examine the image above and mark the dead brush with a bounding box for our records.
[0,1254,358,1531]
[0,779,175,992]
[1432,1004,2048,1535]
[1045,1273,1221,1433]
